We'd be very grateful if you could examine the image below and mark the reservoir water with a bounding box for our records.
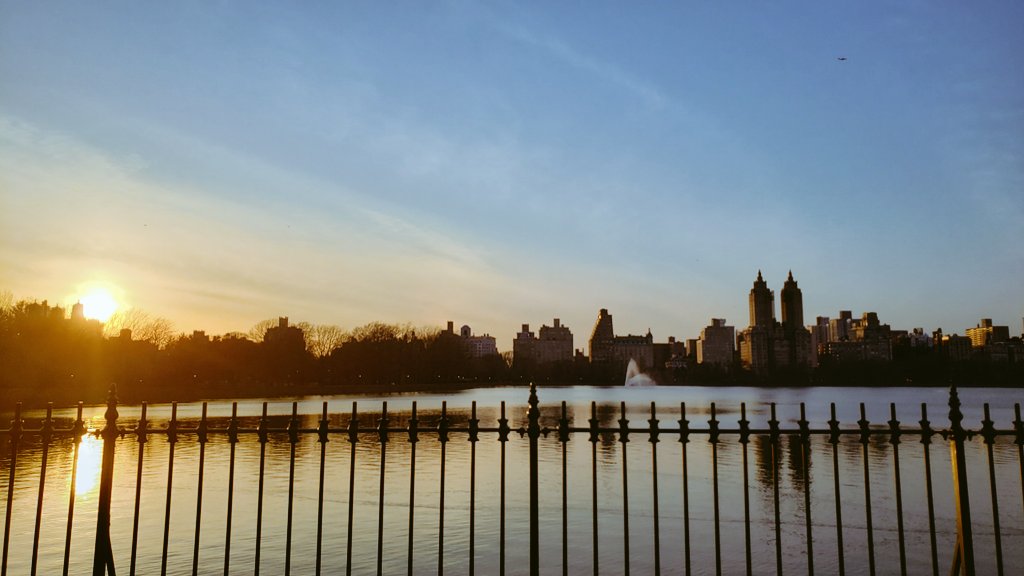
[2,385,1022,575]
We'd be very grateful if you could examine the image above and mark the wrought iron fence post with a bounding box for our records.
[92,385,119,576]
[2,403,22,576]
[948,385,975,576]
[527,383,540,576]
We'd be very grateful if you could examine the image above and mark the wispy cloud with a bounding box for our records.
[0,114,535,336]
[498,24,669,110]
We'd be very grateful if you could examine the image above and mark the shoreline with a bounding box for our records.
[2,377,1020,413]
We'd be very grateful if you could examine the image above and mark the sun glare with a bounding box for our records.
[72,434,102,496]
[79,286,120,322]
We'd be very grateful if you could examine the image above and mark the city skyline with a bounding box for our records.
[3,268,1019,355]
[2,3,1022,350]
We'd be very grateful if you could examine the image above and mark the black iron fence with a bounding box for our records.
[1,384,1022,576]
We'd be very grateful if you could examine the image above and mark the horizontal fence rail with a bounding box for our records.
[1,384,1022,576]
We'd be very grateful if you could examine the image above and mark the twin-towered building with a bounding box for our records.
[736,270,813,372]
[501,271,1019,374]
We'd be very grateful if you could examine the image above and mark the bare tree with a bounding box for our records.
[247,318,279,343]
[349,322,399,343]
[297,322,347,358]
[0,289,13,316]
[104,307,175,348]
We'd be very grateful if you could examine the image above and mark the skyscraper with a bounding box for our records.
[739,271,812,373]
[589,308,615,364]
[749,270,774,328]
[780,270,804,335]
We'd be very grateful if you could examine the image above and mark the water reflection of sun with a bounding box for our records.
[72,435,102,496]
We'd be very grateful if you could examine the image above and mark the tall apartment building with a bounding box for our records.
[513,318,573,366]
[749,270,774,328]
[822,312,892,362]
[697,318,735,366]
[830,311,853,342]
[965,318,1010,348]
[738,271,812,372]
[265,317,304,349]
[587,308,655,370]
[933,329,973,362]
[588,309,615,364]
[780,271,804,335]
[612,331,655,369]
[811,317,831,341]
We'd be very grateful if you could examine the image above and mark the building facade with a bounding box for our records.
[588,308,615,364]
[697,318,735,366]
[737,271,812,372]
[513,318,574,366]
[966,318,1010,348]
[447,321,498,358]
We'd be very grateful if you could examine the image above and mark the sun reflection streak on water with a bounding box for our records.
[73,434,102,496]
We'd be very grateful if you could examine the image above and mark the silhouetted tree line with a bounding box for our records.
[0,295,516,408]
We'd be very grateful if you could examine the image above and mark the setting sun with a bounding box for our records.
[79,286,119,322]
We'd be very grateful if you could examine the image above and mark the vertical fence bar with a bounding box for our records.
[798,403,813,576]
[1015,404,1024,520]
[980,404,1003,576]
[857,403,875,576]
[648,402,661,576]
[739,403,752,576]
[888,403,906,576]
[948,385,975,576]
[618,401,630,576]
[346,402,358,576]
[11,392,1007,575]
[30,404,52,576]
[827,403,845,576]
[161,402,178,576]
[469,401,479,576]
[316,402,328,576]
[709,402,721,576]
[589,401,600,576]
[192,402,208,576]
[438,400,451,576]
[62,403,84,576]
[92,386,118,576]
[919,404,939,576]
[498,401,509,576]
[559,401,570,576]
[679,402,691,576]
[528,385,541,576]
[254,402,268,576]
[224,403,238,576]
[285,402,299,576]
[2,403,20,576]
[408,402,419,576]
[376,402,389,576]
[130,403,148,576]
[769,403,782,576]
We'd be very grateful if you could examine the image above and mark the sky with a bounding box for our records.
[2,1,1022,350]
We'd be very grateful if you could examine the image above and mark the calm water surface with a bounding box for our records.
[2,385,1023,575]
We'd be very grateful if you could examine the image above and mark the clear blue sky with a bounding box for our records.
[2,1,1022,349]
